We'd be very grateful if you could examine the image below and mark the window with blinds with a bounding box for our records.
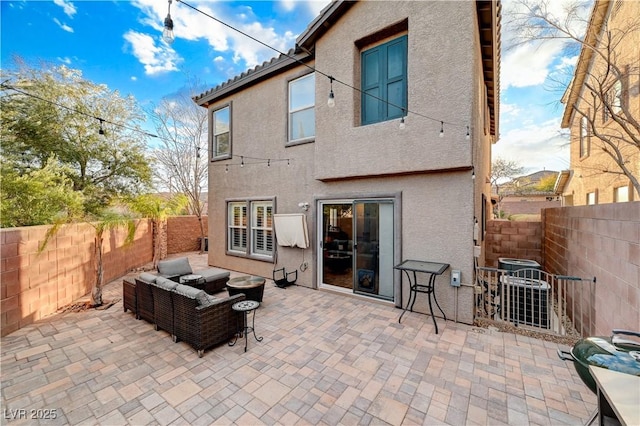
[228,202,247,252]
[252,202,273,256]
[227,199,274,260]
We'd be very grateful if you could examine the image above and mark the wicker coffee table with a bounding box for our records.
[226,276,266,302]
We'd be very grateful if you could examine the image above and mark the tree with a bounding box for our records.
[491,158,524,216]
[1,156,84,227]
[41,207,138,307]
[0,59,153,215]
[129,193,189,269]
[149,76,208,252]
[506,0,640,195]
[535,173,557,192]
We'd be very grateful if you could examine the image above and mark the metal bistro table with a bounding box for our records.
[395,260,450,334]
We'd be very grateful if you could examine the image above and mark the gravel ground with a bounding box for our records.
[474,318,581,346]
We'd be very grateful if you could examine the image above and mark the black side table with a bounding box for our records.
[229,300,263,352]
[395,260,450,334]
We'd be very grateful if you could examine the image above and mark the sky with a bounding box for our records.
[1,0,591,174]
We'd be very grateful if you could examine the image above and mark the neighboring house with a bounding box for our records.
[559,0,639,205]
[194,0,500,325]
[497,170,561,217]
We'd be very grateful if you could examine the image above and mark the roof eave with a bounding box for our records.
[560,0,612,128]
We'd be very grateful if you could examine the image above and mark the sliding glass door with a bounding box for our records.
[319,199,394,301]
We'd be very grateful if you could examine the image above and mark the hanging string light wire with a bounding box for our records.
[1,83,159,139]
[3,82,288,169]
[174,0,469,133]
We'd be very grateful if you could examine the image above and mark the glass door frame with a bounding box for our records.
[316,196,400,304]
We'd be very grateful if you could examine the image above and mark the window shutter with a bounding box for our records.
[362,47,382,125]
[384,36,407,119]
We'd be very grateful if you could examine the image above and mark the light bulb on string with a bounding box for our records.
[327,76,335,108]
[399,116,406,130]
[267,159,271,167]
[162,0,175,44]
[240,156,244,168]
[466,125,470,140]
[225,164,229,173]
[439,121,444,138]
[98,119,105,136]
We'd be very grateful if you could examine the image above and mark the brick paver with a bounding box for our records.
[1,253,596,425]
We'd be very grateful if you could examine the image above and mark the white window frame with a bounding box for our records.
[586,191,597,205]
[580,116,589,158]
[614,185,629,203]
[212,104,231,161]
[228,202,247,253]
[288,73,315,145]
[226,198,274,261]
[251,201,273,256]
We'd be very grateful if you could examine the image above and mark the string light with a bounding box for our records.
[174,0,470,136]
[225,164,229,173]
[267,159,271,167]
[439,121,444,138]
[327,76,335,108]
[399,116,406,130]
[163,0,175,44]
[98,119,105,136]
[1,84,159,139]
[466,125,470,140]
[471,166,476,180]
[240,156,244,168]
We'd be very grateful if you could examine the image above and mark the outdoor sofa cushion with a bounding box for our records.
[139,272,158,283]
[199,268,230,283]
[157,257,192,278]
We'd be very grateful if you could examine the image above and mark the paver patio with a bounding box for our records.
[1,253,596,425]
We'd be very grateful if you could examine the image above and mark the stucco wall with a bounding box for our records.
[203,1,493,327]
[0,221,152,337]
[542,202,639,334]
[313,1,476,180]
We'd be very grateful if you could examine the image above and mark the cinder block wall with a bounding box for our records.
[543,203,640,335]
[485,220,543,268]
[1,220,152,337]
[166,216,208,254]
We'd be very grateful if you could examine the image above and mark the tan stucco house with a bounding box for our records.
[194,0,500,325]
[559,0,640,205]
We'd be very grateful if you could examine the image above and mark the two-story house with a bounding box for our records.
[194,0,500,325]
[559,0,639,205]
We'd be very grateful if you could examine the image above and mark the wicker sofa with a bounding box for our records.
[156,257,230,294]
[132,272,245,357]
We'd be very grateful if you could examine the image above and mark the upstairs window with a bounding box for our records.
[580,116,589,158]
[361,35,408,126]
[603,79,622,122]
[288,73,315,144]
[586,191,597,205]
[212,105,231,160]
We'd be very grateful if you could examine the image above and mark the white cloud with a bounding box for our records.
[57,57,72,64]
[130,0,321,72]
[53,0,76,18]
[494,118,570,173]
[123,30,181,75]
[501,39,565,90]
[278,0,329,16]
[53,18,74,33]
